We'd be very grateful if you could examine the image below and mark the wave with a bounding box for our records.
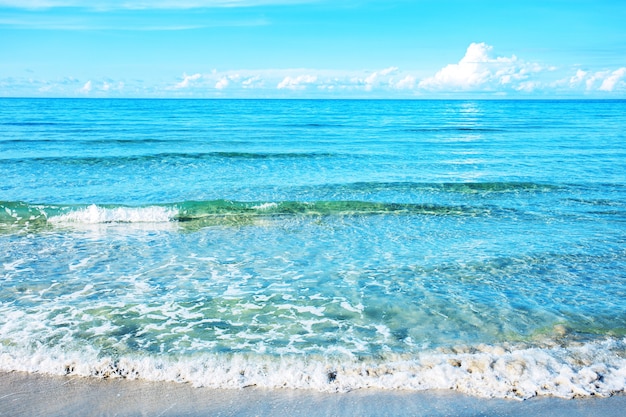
[0,179,559,230]
[0,199,481,230]
[49,205,178,224]
[1,338,624,399]
[0,180,559,230]
[0,201,173,230]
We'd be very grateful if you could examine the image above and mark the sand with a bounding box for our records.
[1,371,625,417]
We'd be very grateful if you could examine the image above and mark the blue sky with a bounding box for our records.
[1,0,625,98]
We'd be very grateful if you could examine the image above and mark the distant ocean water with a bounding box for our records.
[1,98,625,399]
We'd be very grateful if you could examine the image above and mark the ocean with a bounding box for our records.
[1,98,625,400]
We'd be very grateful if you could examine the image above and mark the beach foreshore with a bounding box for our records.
[1,372,624,417]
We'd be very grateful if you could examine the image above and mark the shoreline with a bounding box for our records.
[1,372,625,417]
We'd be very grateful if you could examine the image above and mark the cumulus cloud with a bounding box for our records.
[1,75,139,97]
[379,66,398,76]
[167,70,266,94]
[395,75,416,90]
[277,74,317,90]
[362,66,398,91]
[215,77,229,90]
[101,80,124,92]
[169,68,412,96]
[419,42,543,92]
[242,75,263,88]
[569,69,587,86]
[174,73,202,89]
[79,80,92,94]
[331,67,402,92]
[22,56,626,98]
[215,73,243,89]
[599,68,626,92]
[564,67,626,92]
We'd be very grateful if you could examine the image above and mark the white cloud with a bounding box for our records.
[561,67,626,92]
[1,75,145,97]
[215,76,229,90]
[15,58,626,98]
[515,81,539,92]
[242,75,263,88]
[585,75,600,90]
[277,74,317,90]
[79,80,92,94]
[368,67,397,89]
[174,73,202,89]
[217,67,417,95]
[341,67,402,92]
[167,70,270,94]
[599,67,626,92]
[379,66,398,77]
[215,73,244,89]
[569,69,588,86]
[395,75,415,90]
[418,42,542,92]
[101,81,124,92]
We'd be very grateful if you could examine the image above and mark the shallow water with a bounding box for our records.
[1,99,625,398]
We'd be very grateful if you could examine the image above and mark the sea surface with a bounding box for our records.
[1,98,625,399]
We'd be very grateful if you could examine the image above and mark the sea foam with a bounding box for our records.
[48,204,177,224]
[1,339,625,400]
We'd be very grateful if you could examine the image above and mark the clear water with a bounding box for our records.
[1,99,625,399]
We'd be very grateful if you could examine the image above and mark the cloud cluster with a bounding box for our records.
[567,68,626,92]
[174,73,202,89]
[0,76,128,97]
[415,42,625,95]
[3,43,625,98]
[418,42,545,92]
[164,67,419,97]
[160,42,625,97]
[277,74,317,90]
[77,79,125,95]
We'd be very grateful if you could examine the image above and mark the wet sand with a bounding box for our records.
[1,372,625,417]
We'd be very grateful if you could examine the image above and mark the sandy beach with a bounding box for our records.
[1,372,625,417]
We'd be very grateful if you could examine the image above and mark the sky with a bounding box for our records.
[1,0,625,98]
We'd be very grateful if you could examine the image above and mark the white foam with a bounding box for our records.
[49,204,177,224]
[1,339,625,400]
[3,259,26,272]
[340,301,364,313]
[278,304,326,317]
[252,202,278,211]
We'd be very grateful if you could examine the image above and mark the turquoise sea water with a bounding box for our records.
[1,99,625,399]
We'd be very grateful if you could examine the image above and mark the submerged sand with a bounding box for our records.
[1,372,625,417]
